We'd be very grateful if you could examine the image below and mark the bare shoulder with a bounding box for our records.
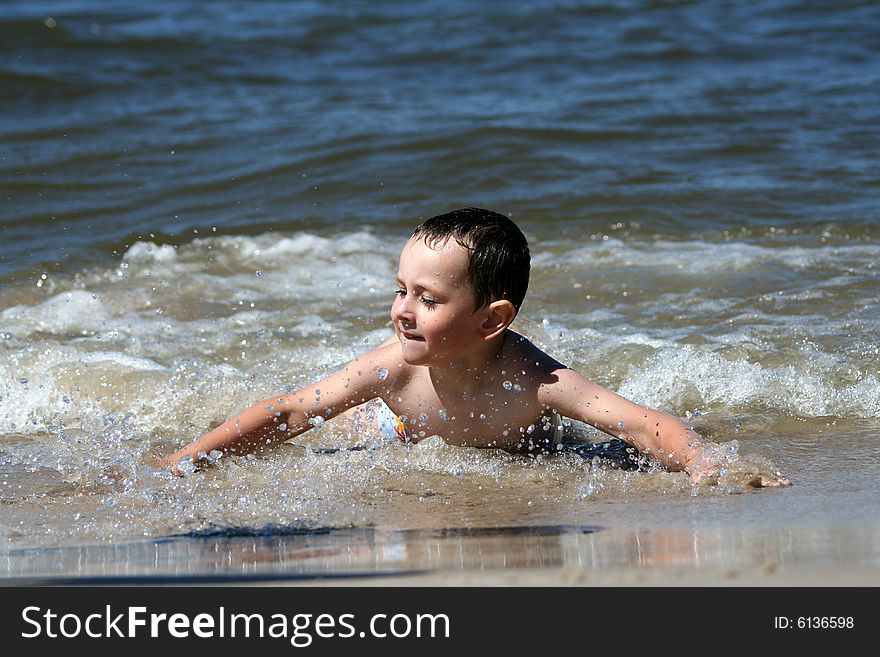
[503,330,566,377]
[501,332,608,404]
[345,338,414,390]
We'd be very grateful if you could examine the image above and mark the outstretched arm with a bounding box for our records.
[541,368,789,487]
[165,347,394,473]
[165,384,322,472]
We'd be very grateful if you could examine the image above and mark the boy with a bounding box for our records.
[167,208,789,487]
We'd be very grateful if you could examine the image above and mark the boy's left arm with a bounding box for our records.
[541,367,789,487]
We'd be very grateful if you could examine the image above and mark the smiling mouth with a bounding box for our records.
[401,331,425,341]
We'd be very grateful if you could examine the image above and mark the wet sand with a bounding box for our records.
[4,420,880,589]
[4,521,879,587]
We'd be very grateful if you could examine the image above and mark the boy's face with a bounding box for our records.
[392,236,484,366]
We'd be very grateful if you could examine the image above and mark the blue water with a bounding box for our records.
[2,0,878,280]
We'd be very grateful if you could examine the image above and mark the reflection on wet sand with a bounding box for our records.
[4,523,880,584]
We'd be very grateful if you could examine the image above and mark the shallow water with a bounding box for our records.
[2,0,879,580]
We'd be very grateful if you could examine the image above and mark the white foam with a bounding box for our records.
[0,290,109,334]
[77,351,167,371]
[123,241,178,263]
[534,237,880,277]
[617,344,880,418]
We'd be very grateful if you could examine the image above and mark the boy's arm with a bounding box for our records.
[165,346,395,473]
[540,367,789,487]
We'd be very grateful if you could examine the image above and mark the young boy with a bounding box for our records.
[167,208,789,487]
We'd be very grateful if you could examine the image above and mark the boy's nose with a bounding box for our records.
[392,294,414,322]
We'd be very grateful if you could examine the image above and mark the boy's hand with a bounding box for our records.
[144,449,186,477]
[689,467,791,488]
[143,448,196,478]
[166,459,184,478]
[687,441,791,489]
[752,473,791,487]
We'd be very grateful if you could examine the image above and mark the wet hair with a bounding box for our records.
[411,207,530,313]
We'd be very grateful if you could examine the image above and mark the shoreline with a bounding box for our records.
[4,522,879,587]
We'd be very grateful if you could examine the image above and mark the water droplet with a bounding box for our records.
[503,380,512,390]
[208,450,223,462]
[177,456,197,474]
[309,415,325,428]
[513,384,522,393]
[277,423,288,431]
[479,414,486,420]
[255,270,263,277]
[617,421,625,429]
[377,368,388,381]
[439,409,448,421]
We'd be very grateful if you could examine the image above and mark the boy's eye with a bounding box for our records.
[393,288,437,308]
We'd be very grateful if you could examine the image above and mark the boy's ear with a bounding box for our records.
[479,300,517,340]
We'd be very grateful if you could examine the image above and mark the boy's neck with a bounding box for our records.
[427,330,508,393]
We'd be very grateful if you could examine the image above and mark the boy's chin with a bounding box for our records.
[400,349,430,366]
[398,340,431,365]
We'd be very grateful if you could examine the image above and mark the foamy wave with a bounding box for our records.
[113,231,400,307]
[124,242,179,263]
[0,344,170,435]
[183,231,399,266]
[0,290,110,334]
[535,237,880,277]
[617,345,880,418]
[78,351,166,371]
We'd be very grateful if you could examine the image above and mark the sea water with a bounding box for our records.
[1,0,879,579]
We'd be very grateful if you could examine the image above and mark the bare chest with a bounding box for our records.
[386,379,558,449]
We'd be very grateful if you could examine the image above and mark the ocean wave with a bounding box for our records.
[616,344,880,419]
[534,236,880,277]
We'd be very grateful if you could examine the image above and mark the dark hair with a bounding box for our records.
[411,207,530,313]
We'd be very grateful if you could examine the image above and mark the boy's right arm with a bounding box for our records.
[165,345,398,474]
